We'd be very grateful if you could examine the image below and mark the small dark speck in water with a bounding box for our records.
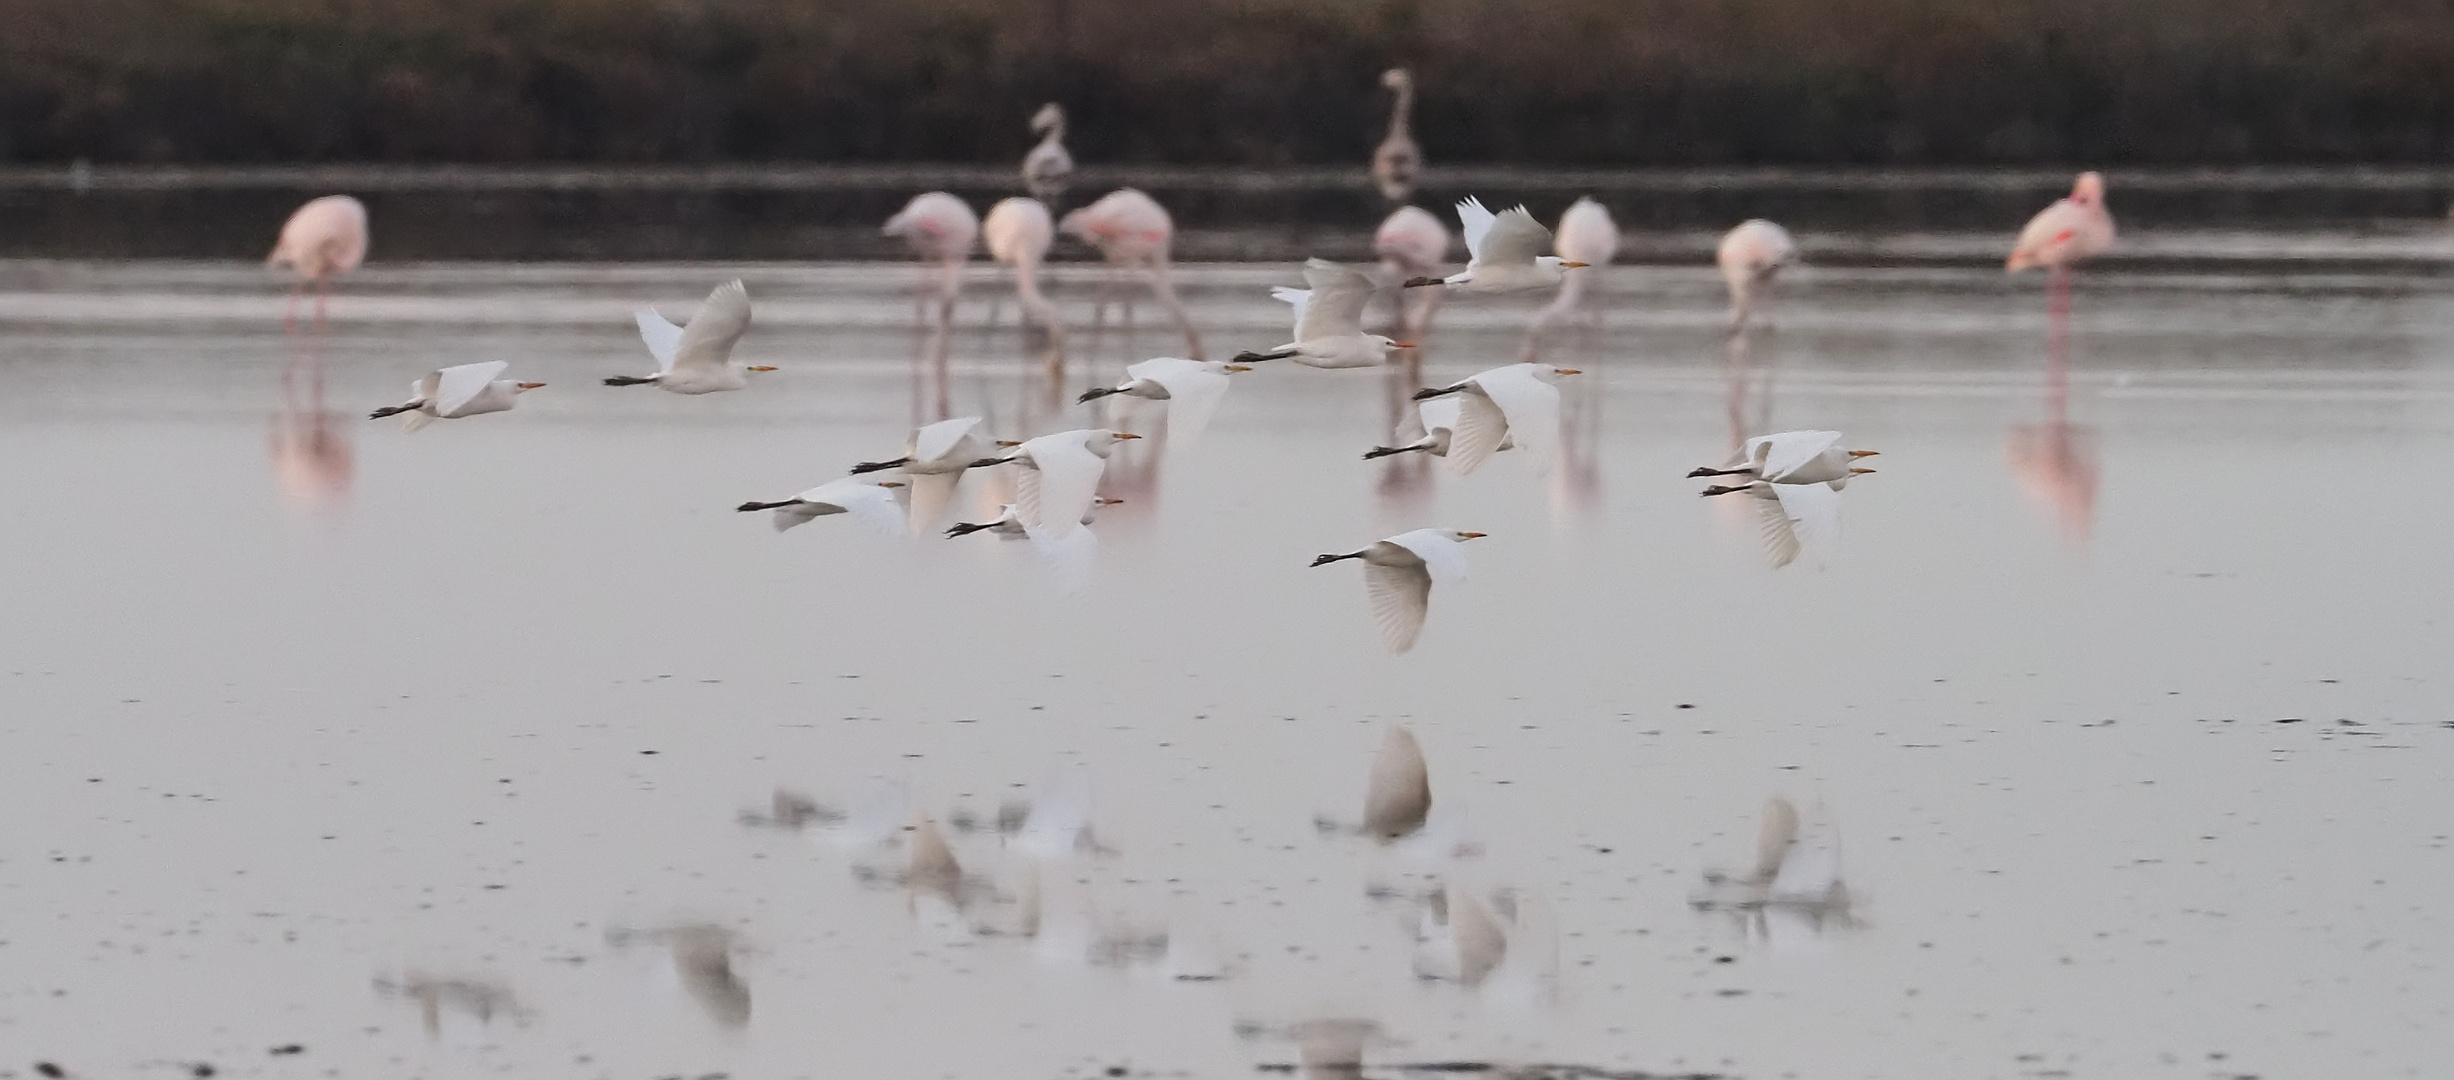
[2276,718,2304,724]
[36,1063,65,1078]
[1717,988,1749,996]
[1676,703,1696,709]
[192,1065,216,1078]
[1714,955,1736,964]
[640,749,661,754]
[268,1044,304,1055]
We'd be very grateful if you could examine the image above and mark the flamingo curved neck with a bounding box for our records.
[1388,82,1414,141]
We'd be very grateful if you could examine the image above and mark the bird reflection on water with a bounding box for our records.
[603,924,752,1030]
[1692,797,1860,947]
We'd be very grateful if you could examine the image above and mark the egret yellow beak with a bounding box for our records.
[1849,449,1879,458]
[996,440,1023,447]
[1113,433,1143,440]
[747,365,779,372]
[1391,341,1417,349]
[1850,467,1877,475]
[1562,261,1591,269]
[879,481,907,488]
[516,381,546,390]
[1555,368,1582,375]
[1225,364,1254,372]
[1096,497,1126,505]
[1460,531,1488,539]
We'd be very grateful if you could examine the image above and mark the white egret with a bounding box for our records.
[1371,68,1422,204]
[734,477,907,535]
[267,194,368,329]
[969,429,1141,537]
[1022,103,1074,204]
[1689,429,1878,486]
[1362,396,1511,461]
[610,279,777,394]
[1412,883,1510,985]
[1233,258,1410,369]
[1310,528,1482,655]
[1403,197,1587,294]
[1704,478,1850,570]
[850,416,1007,534]
[1410,362,1579,475]
[367,361,543,431]
[1718,219,1799,332]
[944,497,1121,539]
[1077,356,1252,446]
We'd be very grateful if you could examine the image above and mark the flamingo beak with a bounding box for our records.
[1113,433,1143,440]
[1849,449,1880,458]
[516,381,547,390]
[1225,364,1254,372]
[1460,531,1487,539]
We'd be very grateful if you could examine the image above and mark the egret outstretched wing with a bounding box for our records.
[1416,396,1463,438]
[1024,523,1101,595]
[1130,357,1231,446]
[1363,560,1436,654]
[1015,435,1106,537]
[1445,390,1511,476]
[1270,286,1311,340]
[1296,258,1375,340]
[785,478,906,537]
[434,361,509,416]
[1385,529,1469,586]
[1473,365,1563,470]
[1456,196,1499,262]
[670,280,752,376]
[1477,206,1552,268]
[634,307,685,373]
[902,471,961,536]
[912,416,985,465]
[1748,430,1843,482]
[1771,480,1843,555]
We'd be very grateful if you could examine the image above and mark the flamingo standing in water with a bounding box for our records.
[1372,69,1422,205]
[984,197,1062,339]
[267,195,368,331]
[884,192,978,325]
[1059,188,1204,360]
[1374,206,1450,340]
[2008,171,2116,329]
[1023,103,1074,205]
[1717,219,1799,334]
[1527,197,1620,342]
[2007,172,2112,543]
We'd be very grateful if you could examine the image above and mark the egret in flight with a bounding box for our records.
[610,280,777,394]
[367,361,543,431]
[1718,219,1799,332]
[850,416,1008,534]
[734,477,907,535]
[1404,197,1587,294]
[1077,356,1252,447]
[267,194,368,330]
[970,429,1141,537]
[1689,430,1878,487]
[1362,396,1511,461]
[1234,259,1410,369]
[1311,528,1483,654]
[1410,363,1579,475]
[945,497,1122,539]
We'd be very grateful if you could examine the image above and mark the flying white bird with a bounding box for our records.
[2008,171,2115,274]
[1690,429,1879,486]
[1403,197,1588,294]
[367,361,543,431]
[1718,219,1799,332]
[1410,363,1580,475]
[1412,883,1510,985]
[734,477,907,535]
[850,416,1008,534]
[1077,356,1252,446]
[1362,396,1513,461]
[970,429,1141,537]
[1310,528,1483,654]
[945,497,1122,539]
[1022,103,1074,204]
[610,280,777,394]
[1233,258,1411,369]
[1703,478,1855,569]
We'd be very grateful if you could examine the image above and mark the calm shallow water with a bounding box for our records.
[3,255,2452,1079]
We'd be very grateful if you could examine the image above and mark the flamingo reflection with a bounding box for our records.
[2007,326,2100,543]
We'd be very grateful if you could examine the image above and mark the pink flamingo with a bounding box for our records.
[1058,188,1204,360]
[983,196,1063,340]
[1716,219,1798,334]
[1372,68,1422,205]
[1528,196,1620,343]
[884,192,978,325]
[1373,206,1451,340]
[267,195,368,332]
[2008,171,2116,329]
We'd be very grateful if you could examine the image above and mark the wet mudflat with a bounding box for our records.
[1,254,2450,1079]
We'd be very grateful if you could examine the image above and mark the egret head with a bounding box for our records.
[1373,335,1413,353]
[1530,364,1581,381]
[515,381,546,392]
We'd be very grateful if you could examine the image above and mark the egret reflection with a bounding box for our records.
[372,973,526,1041]
[1693,796,1859,946]
[604,924,751,1030]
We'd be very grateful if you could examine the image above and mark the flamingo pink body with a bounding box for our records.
[2008,172,2115,272]
[984,196,1060,332]
[885,192,980,264]
[1551,197,1620,269]
[268,195,368,283]
[1374,206,1451,279]
[1059,188,1203,358]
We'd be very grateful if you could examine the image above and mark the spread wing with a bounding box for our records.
[1751,487,1804,569]
[1023,523,1100,595]
[1363,560,1436,654]
[1015,434,1105,537]
[913,416,985,464]
[1386,529,1468,586]
[1456,196,1498,262]
[433,361,508,416]
[1132,357,1230,447]
[671,280,752,376]
[1473,366,1561,471]
[1771,481,1843,558]
[1747,430,1843,482]
[1296,258,1375,340]
[1445,389,1511,476]
[634,307,685,374]
[1477,206,1552,267]
[795,478,907,537]
[1270,286,1311,340]
[903,470,962,536]
[1416,396,1462,437]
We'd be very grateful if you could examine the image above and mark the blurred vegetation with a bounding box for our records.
[5,0,2452,164]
